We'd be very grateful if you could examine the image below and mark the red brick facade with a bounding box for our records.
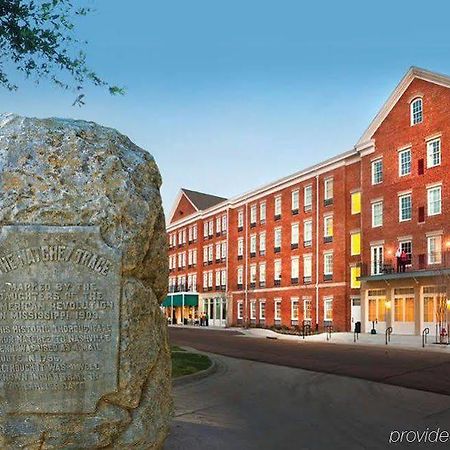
[167,68,450,335]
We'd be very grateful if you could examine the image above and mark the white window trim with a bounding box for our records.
[274,299,281,321]
[427,185,442,216]
[323,252,333,275]
[427,137,441,168]
[291,298,299,320]
[398,148,412,177]
[410,97,423,126]
[398,193,412,222]
[259,300,266,320]
[237,301,243,320]
[371,158,383,185]
[371,201,383,228]
[324,297,333,321]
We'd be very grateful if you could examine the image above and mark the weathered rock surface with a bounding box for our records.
[0,114,172,449]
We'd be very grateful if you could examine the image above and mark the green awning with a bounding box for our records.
[162,293,198,307]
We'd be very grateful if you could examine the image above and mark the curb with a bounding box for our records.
[172,352,217,386]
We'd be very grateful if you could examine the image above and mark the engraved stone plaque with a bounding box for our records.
[0,225,121,414]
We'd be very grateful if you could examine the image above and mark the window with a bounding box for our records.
[291,190,299,213]
[399,241,412,265]
[215,242,221,261]
[324,252,333,276]
[250,204,257,225]
[215,270,220,288]
[274,299,281,321]
[237,301,244,320]
[291,298,299,320]
[238,210,244,229]
[203,222,208,239]
[427,235,442,264]
[427,138,441,168]
[250,264,257,284]
[259,262,266,284]
[203,272,208,289]
[259,231,266,255]
[399,193,412,221]
[291,223,299,247]
[222,215,227,232]
[351,192,361,215]
[304,219,312,246]
[350,266,361,289]
[237,237,244,258]
[208,271,213,288]
[274,227,282,251]
[410,97,423,125]
[208,244,213,262]
[394,294,415,322]
[324,215,333,241]
[291,257,299,282]
[216,217,221,234]
[303,297,312,321]
[274,259,282,282]
[259,300,266,320]
[427,186,441,216]
[304,185,312,211]
[324,297,333,321]
[399,148,411,176]
[371,245,384,275]
[324,178,333,203]
[208,220,214,236]
[260,202,266,223]
[372,201,383,227]
[237,266,244,286]
[250,300,256,320]
[221,242,226,260]
[250,234,257,256]
[351,232,361,256]
[371,159,383,185]
[188,226,193,243]
[274,195,282,218]
[303,254,312,283]
[193,224,198,241]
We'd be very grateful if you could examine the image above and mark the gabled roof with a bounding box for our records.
[181,188,227,211]
[167,188,227,225]
[357,66,450,148]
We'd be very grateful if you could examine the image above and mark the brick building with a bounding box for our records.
[165,67,450,336]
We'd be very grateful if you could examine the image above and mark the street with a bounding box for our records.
[166,352,450,449]
[169,328,450,395]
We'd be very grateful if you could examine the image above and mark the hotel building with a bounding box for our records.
[165,67,450,336]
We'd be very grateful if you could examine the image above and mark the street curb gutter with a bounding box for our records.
[172,353,217,387]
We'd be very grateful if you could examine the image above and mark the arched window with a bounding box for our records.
[410,97,423,125]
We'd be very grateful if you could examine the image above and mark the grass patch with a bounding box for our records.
[171,345,186,352]
[172,352,212,378]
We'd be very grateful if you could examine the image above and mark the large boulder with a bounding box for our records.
[0,114,172,449]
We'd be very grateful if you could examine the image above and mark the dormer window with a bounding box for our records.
[410,97,423,125]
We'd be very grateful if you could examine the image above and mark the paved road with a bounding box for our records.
[166,354,450,450]
[169,328,450,395]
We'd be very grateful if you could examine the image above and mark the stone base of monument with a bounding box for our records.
[0,114,172,449]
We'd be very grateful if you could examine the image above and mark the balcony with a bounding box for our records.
[359,252,450,281]
[168,284,198,293]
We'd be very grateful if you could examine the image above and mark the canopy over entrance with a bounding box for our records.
[162,293,198,307]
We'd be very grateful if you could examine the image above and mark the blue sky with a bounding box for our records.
[2,0,450,215]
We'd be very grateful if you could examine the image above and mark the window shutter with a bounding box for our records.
[418,158,424,175]
[418,206,425,223]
